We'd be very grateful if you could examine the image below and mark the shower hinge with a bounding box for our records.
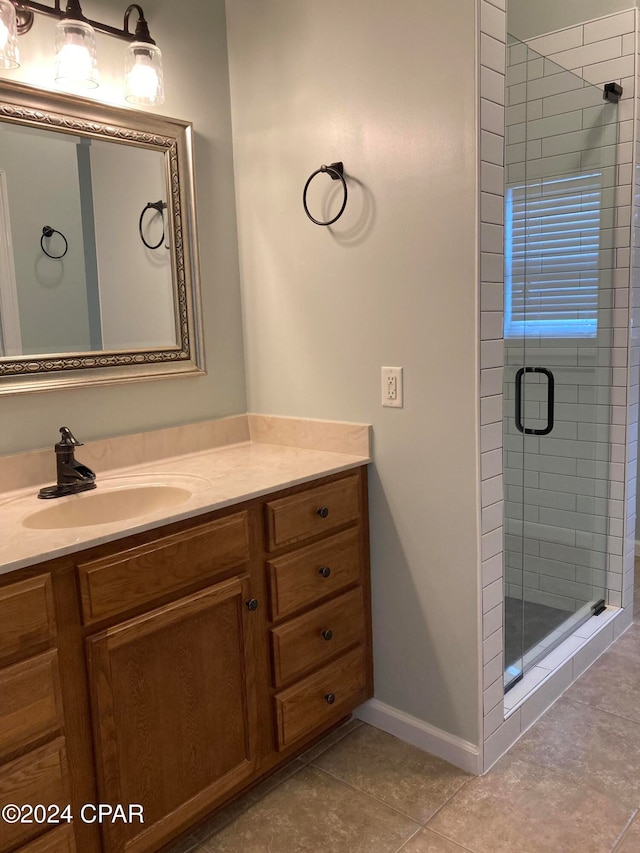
[591,599,606,616]
[603,82,623,103]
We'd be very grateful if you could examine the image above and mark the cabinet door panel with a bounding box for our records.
[0,649,63,761]
[0,738,69,852]
[86,577,258,853]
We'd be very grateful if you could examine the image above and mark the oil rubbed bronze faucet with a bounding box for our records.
[38,427,97,499]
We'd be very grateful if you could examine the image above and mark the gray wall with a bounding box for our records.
[0,0,247,454]
[226,0,481,745]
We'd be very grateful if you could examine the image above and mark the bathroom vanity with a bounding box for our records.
[0,427,373,853]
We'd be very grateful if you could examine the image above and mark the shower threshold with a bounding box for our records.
[503,605,619,715]
[504,599,596,691]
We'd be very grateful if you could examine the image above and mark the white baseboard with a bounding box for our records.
[354,698,482,776]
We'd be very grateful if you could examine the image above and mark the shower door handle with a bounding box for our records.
[515,367,555,436]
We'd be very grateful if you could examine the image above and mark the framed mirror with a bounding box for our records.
[0,78,205,395]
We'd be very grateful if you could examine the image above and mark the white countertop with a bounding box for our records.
[0,440,370,577]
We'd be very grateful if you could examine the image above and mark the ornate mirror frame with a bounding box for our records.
[0,78,205,395]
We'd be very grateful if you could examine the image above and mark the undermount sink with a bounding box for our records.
[23,484,192,530]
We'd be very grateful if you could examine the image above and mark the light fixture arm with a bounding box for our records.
[12,0,154,42]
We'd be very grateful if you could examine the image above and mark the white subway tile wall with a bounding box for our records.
[478,7,637,769]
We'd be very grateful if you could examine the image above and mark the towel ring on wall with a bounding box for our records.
[40,226,68,259]
[303,162,348,226]
[139,200,167,250]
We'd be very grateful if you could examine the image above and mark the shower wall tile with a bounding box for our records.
[526,29,583,59]
[481,33,506,75]
[481,130,504,166]
[479,5,638,771]
[584,10,635,43]
[479,0,507,767]
[482,0,505,43]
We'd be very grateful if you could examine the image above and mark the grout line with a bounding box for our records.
[393,825,426,853]
[611,807,639,851]
[563,691,640,730]
[306,764,428,830]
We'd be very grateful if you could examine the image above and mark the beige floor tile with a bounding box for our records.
[565,627,640,723]
[201,765,419,852]
[428,754,632,853]
[616,812,640,851]
[510,697,640,809]
[310,723,469,824]
[399,828,474,852]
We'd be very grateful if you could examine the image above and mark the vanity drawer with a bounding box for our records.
[17,825,76,853]
[0,650,63,761]
[0,575,56,667]
[265,475,361,551]
[274,645,367,750]
[0,738,70,852]
[267,528,362,621]
[271,588,365,687]
[77,512,250,624]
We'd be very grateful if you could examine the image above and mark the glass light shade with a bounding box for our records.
[125,43,164,106]
[0,0,19,69]
[55,18,99,90]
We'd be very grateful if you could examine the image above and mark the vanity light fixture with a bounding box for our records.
[1,0,164,104]
[0,0,19,68]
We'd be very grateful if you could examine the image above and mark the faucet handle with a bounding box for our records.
[57,426,83,448]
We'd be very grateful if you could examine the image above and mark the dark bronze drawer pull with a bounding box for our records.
[324,692,336,705]
[317,506,329,519]
[318,566,331,578]
[321,629,333,641]
[245,598,259,611]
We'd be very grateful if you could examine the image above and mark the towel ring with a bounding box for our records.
[303,162,348,226]
[40,226,68,259]
[139,200,167,250]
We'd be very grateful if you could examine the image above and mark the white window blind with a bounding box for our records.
[504,172,602,339]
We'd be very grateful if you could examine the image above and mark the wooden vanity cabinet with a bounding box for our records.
[265,474,373,752]
[0,466,372,853]
[0,574,76,853]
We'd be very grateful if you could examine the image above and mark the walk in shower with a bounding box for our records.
[503,37,620,691]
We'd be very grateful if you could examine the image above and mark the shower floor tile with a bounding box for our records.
[503,595,571,669]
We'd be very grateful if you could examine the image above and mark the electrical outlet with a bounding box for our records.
[381,367,403,408]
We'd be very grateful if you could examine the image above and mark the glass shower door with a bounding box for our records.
[503,37,619,690]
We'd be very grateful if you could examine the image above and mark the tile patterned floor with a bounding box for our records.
[167,573,640,853]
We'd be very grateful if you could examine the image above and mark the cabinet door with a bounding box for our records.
[86,576,258,853]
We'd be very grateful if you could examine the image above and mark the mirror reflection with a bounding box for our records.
[0,122,176,358]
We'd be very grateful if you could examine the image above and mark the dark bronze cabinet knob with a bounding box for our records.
[245,598,259,611]
[317,506,329,519]
[321,629,333,641]
[318,566,331,578]
[324,692,336,705]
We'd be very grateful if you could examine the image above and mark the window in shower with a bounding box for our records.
[504,172,602,340]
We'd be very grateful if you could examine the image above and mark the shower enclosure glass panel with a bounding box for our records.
[503,37,619,691]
